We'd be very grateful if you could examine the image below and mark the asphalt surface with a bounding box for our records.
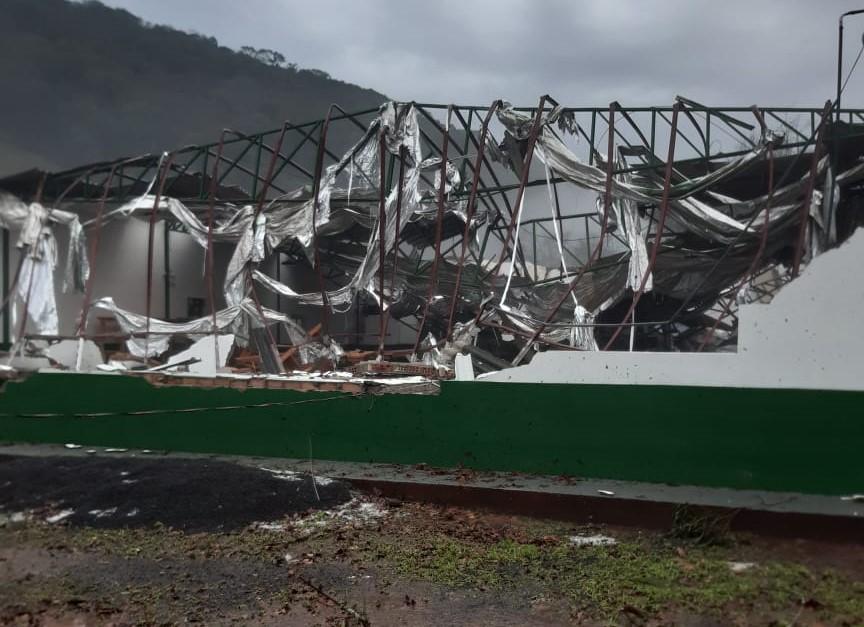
[0,454,352,532]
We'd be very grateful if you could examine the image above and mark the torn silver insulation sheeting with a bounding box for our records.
[90,296,339,362]
[250,102,428,308]
[614,165,651,292]
[587,154,651,292]
[97,113,386,309]
[111,195,255,245]
[228,107,393,307]
[0,194,89,336]
[492,103,864,324]
[84,103,431,312]
[496,303,599,351]
[497,104,772,204]
[657,156,864,254]
[537,117,864,248]
[499,105,816,244]
[805,160,864,258]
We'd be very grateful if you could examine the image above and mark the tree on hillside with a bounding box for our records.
[239,46,296,70]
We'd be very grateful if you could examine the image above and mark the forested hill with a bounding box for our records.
[0,0,388,174]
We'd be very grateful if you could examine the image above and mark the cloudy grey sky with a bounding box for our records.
[100,0,864,108]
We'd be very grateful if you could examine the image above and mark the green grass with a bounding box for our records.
[375,532,864,621]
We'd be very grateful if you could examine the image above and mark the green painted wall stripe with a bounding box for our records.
[0,372,861,496]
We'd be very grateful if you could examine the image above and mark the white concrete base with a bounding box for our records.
[164,334,234,376]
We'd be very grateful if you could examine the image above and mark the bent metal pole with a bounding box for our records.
[412,105,453,356]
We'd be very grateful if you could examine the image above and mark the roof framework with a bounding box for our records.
[4,97,864,369]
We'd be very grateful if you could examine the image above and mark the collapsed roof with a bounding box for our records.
[2,96,864,374]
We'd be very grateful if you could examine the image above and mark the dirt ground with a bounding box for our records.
[0,454,862,626]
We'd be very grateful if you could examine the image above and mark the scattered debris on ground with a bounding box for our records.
[568,534,617,547]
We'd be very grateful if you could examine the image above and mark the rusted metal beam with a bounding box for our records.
[446,100,501,340]
[377,130,388,357]
[144,153,175,357]
[603,102,681,351]
[311,107,337,338]
[489,96,551,279]
[413,106,453,355]
[205,131,228,366]
[379,146,407,356]
[76,166,117,338]
[598,102,617,259]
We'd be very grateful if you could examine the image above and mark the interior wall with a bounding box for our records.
[50,218,207,335]
[0,218,207,340]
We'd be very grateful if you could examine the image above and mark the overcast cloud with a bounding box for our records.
[99,0,864,108]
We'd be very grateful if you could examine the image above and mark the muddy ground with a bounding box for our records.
[0,454,862,626]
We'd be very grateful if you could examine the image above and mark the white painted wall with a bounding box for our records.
[52,217,207,334]
[482,228,864,392]
[0,217,208,341]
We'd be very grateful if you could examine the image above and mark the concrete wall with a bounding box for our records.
[483,228,864,392]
